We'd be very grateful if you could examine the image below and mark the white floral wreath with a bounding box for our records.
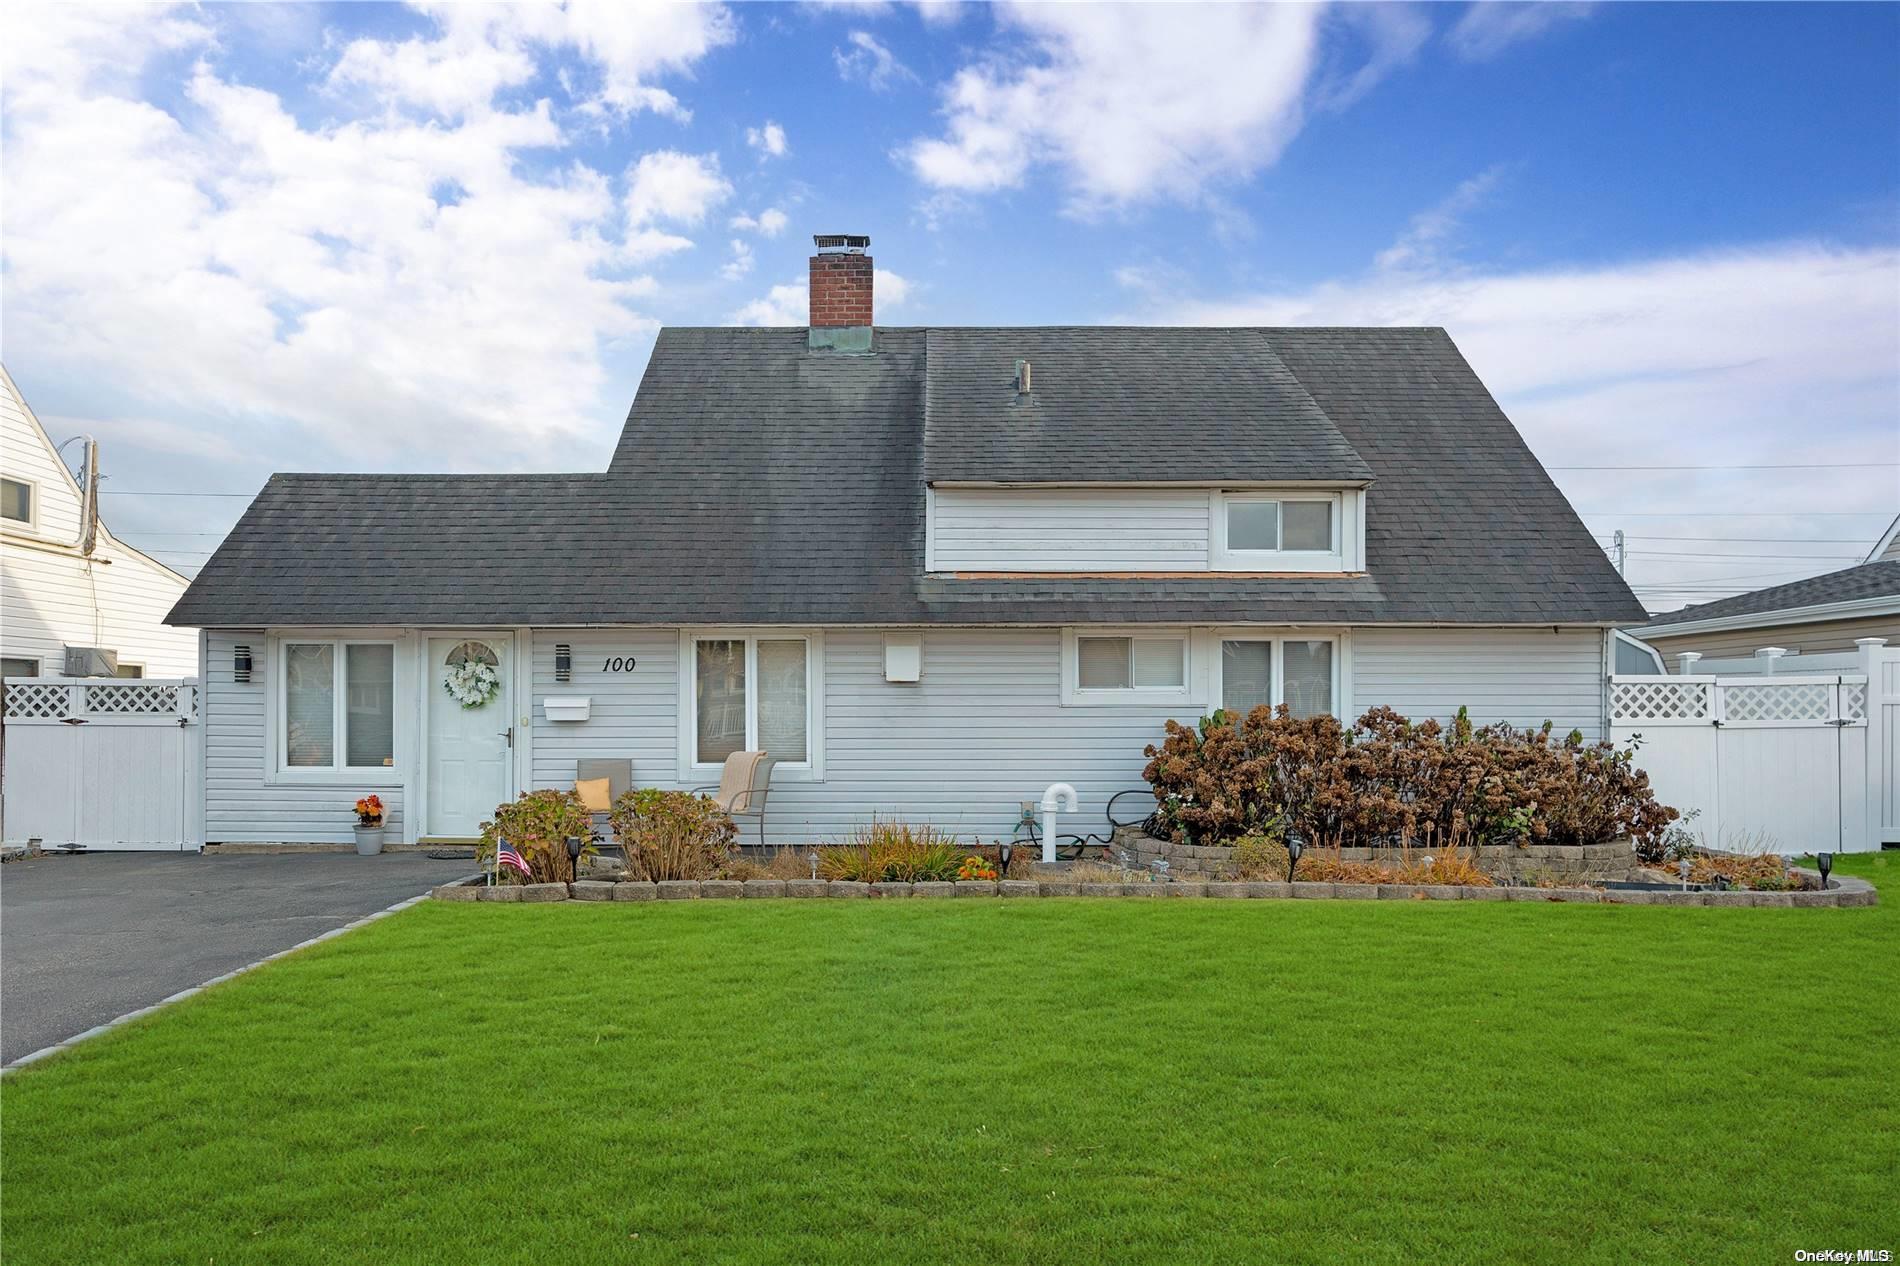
[443,659,501,709]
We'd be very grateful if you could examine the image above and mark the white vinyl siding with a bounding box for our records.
[930,488,1212,572]
[929,486,1366,573]
[0,369,197,677]
[198,624,1607,848]
[1350,627,1606,741]
[204,630,408,844]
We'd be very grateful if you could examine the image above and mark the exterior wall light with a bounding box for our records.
[233,644,253,683]
[555,643,572,684]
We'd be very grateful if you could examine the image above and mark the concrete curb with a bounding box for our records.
[429,871,1878,909]
[2,872,480,1075]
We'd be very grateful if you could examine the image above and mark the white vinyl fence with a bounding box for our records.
[1,678,202,851]
[1610,638,1898,854]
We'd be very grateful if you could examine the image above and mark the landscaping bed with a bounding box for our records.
[434,868,1876,908]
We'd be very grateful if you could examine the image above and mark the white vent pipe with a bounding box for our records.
[1039,782,1078,864]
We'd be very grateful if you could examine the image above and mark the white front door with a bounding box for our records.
[426,635,513,838]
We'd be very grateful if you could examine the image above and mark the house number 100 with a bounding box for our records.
[601,657,638,672]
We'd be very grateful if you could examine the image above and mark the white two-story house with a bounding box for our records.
[166,235,1644,848]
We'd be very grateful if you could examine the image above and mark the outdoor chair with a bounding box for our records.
[693,750,777,848]
[574,758,632,847]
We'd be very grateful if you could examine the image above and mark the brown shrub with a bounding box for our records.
[1687,852,1809,891]
[479,789,598,884]
[1142,705,1677,850]
[608,788,736,881]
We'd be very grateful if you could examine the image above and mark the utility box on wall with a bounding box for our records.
[883,634,922,683]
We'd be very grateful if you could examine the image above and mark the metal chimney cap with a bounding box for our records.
[813,233,870,253]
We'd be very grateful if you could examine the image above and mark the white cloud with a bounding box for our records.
[719,238,755,280]
[732,278,807,326]
[1318,3,1431,111]
[625,150,732,227]
[1447,2,1595,62]
[730,207,790,236]
[834,30,916,91]
[745,120,788,157]
[732,267,914,325]
[903,3,1323,210]
[1374,165,1508,272]
[329,1,737,120]
[1123,230,1900,611]
[0,2,736,469]
[875,268,914,310]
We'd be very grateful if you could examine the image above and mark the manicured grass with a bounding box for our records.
[5,862,1897,1264]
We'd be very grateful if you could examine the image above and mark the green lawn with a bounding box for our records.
[5,858,1896,1265]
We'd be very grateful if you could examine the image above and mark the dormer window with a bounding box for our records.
[1212,492,1344,571]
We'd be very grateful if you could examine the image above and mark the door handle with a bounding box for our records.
[499,726,513,748]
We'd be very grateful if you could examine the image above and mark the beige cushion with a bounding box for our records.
[714,750,766,814]
[574,777,612,813]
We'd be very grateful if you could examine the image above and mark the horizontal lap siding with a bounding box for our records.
[1350,627,1606,740]
[932,489,1210,571]
[529,631,679,791]
[203,630,405,843]
[527,628,1184,845]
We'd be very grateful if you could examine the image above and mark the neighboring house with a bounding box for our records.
[166,235,1645,847]
[1,365,197,680]
[1627,514,1900,669]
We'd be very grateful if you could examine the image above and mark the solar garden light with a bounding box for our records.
[808,851,820,880]
[565,836,584,883]
[1677,857,1693,890]
[1286,837,1305,883]
[999,841,1013,876]
[1816,852,1834,889]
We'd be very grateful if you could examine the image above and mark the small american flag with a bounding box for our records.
[496,842,531,879]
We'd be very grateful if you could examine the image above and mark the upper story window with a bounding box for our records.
[1,478,33,526]
[1212,492,1344,571]
[927,486,1364,575]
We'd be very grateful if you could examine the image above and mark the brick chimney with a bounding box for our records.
[809,233,872,353]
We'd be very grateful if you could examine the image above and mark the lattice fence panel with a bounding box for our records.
[83,683,186,715]
[1840,682,1867,722]
[3,683,73,719]
[1610,679,1711,723]
[1722,682,1833,724]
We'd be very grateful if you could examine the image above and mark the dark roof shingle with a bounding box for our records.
[1636,560,1900,630]
[167,325,1644,628]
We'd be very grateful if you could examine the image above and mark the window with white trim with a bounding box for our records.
[1062,630,1192,705]
[1,656,38,678]
[1,478,33,526]
[689,635,813,766]
[1217,636,1338,720]
[280,639,396,771]
[1213,492,1342,571]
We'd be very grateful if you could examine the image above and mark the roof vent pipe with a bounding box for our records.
[1015,358,1032,397]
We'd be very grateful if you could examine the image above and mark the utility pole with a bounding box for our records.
[1612,528,1626,577]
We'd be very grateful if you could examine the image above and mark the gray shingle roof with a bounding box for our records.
[1636,560,1900,630]
[921,328,1371,484]
[167,325,1644,628]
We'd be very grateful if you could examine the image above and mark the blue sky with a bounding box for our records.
[3,1,1897,610]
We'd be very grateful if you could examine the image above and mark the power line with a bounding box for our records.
[1553,462,1898,471]
[1581,511,1888,517]
[1624,550,1863,561]
[98,490,256,497]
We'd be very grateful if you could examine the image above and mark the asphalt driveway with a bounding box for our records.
[1,851,474,1064]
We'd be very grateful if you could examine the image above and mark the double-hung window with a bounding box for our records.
[1213,493,1343,570]
[1,478,34,527]
[1217,636,1337,720]
[686,634,817,771]
[278,639,398,775]
[1062,629,1192,706]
